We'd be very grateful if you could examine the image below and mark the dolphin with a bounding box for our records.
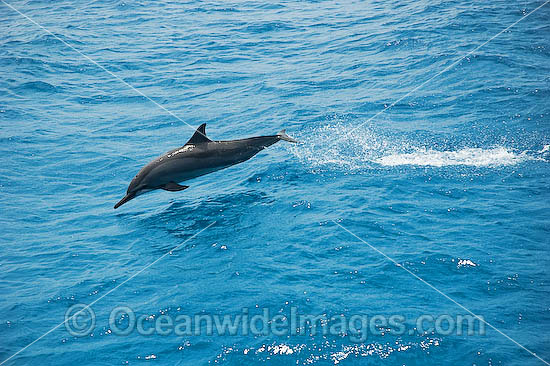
[114,124,298,209]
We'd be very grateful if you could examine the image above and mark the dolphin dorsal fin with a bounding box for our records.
[186,123,212,145]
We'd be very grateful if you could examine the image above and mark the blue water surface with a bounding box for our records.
[1,0,549,365]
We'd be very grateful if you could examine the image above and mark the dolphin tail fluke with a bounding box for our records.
[277,129,298,143]
[114,193,135,209]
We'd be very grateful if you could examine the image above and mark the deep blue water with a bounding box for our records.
[1,0,550,365]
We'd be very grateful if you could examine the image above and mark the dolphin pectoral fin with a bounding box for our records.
[160,182,189,192]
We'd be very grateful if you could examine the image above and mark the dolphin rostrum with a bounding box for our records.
[114,124,298,209]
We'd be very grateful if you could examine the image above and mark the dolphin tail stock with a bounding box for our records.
[277,129,298,143]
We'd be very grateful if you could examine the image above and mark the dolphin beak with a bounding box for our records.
[114,193,135,209]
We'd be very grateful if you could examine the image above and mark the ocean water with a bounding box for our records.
[1,0,549,365]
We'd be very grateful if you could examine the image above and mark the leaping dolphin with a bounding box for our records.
[114,124,298,209]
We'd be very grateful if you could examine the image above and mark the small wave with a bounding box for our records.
[14,81,60,94]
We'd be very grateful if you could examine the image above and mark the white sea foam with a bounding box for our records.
[233,339,439,364]
[288,122,542,170]
[376,147,528,167]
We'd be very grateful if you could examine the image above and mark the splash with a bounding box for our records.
[376,147,527,167]
[287,122,392,171]
[288,123,542,170]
